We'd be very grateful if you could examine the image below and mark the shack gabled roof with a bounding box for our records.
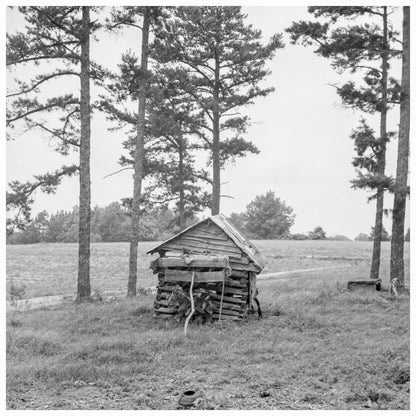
[147,214,265,270]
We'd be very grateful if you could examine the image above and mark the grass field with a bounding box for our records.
[6,241,410,409]
[6,240,408,299]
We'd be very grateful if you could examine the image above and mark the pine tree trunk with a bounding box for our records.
[370,188,384,279]
[212,52,221,216]
[390,6,410,284]
[370,6,389,280]
[76,6,91,302]
[178,131,185,229]
[128,9,150,297]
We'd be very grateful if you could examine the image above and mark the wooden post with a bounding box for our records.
[184,271,195,336]
[218,269,226,322]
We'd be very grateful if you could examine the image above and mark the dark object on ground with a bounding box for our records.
[347,279,382,291]
[253,288,262,318]
[260,390,271,397]
[178,390,201,408]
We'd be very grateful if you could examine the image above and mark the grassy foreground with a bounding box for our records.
[7,270,410,410]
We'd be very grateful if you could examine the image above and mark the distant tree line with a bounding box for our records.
[355,226,410,242]
[6,203,197,245]
[8,190,408,245]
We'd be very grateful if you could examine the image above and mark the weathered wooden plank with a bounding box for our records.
[165,269,225,283]
[230,270,249,278]
[211,301,242,312]
[163,243,242,258]
[212,313,241,321]
[211,307,242,317]
[225,277,247,288]
[158,256,228,269]
[220,286,247,296]
[179,234,238,247]
[193,223,225,236]
[230,262,259,272]
[154,306,177,314]
[209,293,246,304]
[230,256,250,265]
[171,237,241,254]
[183,228,231,241]
[185,230,229,241]
[155,299,172,307]
[179,242,240,255]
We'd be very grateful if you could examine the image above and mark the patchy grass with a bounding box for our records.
[7,271,410,410]
[6,240,410,409]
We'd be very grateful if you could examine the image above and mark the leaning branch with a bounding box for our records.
[102,167,133,179]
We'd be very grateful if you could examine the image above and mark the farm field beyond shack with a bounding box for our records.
[6,240,408,299]
[6,240,410,410]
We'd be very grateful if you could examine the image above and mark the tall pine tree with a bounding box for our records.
[145,66,211,228]
[287,6,401,280]
[101,6,170,296]
[390,7,410,285]
[6,6,102,301]
[153,6,283,214]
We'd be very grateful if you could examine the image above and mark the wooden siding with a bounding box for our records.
[165,269,226,283]
[147,215,265,272]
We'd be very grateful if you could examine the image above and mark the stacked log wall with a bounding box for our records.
[153,264,255,320]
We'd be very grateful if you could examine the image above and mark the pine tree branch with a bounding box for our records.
[193,172,213,185]
[107,20,143,31]
[343,64,382,75]
[7,164,79,232]
[147,196,179,204]
[7,53,74,66]
[102,167,133,179]
[7,70,79,98]
[182,88,214,122]
[32,6,82,40]
[27,120,80,148]
[182,60,214,86]
[7,97,79,125]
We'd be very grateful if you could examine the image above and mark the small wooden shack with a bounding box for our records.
[147,214,265,320]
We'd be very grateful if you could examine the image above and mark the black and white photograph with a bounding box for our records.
[5,2,411,411]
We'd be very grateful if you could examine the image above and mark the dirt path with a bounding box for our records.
[257,265,350,281]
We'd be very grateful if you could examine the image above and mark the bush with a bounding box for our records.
[290,233,308,240]
[328,234,351,241]
[8,281,26,302]
[355,233,370,241]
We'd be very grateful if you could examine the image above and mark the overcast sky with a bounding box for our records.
[5,5,410,239]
